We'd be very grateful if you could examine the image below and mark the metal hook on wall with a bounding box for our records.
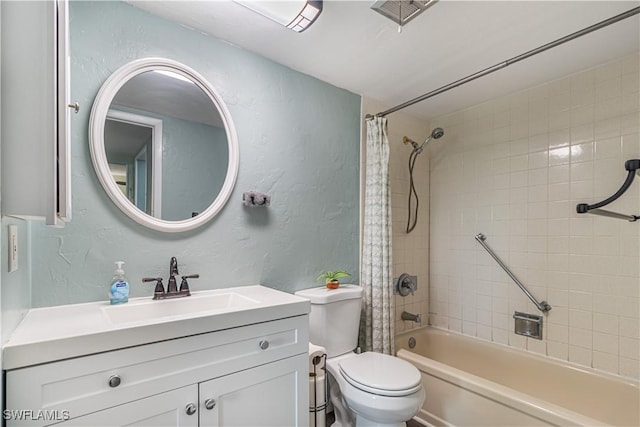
[68,102,80,113]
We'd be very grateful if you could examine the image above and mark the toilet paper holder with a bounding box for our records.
[310,353,328,427]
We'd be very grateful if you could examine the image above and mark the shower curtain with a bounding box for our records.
[360,116,394,355]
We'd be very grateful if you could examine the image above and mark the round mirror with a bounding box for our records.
[89,58,239,232]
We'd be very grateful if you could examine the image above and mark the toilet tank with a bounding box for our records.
[295,285,363,357]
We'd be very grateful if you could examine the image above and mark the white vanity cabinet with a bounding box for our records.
[5,316,309,427]
[0,0,71,225]
[198,356,305,426]
[54,386,199,427]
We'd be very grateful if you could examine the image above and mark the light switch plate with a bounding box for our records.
[8,225,18,272]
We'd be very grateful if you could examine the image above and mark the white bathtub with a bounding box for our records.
[396,327,639,426]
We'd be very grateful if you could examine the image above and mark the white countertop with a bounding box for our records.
[3,285,309,370]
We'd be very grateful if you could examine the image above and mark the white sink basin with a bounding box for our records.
[103,292,260,324]
[3,285,310,370]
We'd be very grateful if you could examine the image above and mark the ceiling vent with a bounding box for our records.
[370,0,437,26]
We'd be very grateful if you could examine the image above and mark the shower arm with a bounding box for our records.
[365,6,640,119]
[475,233,551,313]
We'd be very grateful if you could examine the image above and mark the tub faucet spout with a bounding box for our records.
[401,311,421,323]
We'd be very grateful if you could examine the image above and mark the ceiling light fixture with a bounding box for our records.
[234,0,323,33]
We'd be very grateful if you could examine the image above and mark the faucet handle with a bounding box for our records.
[179,274,199,294]
[396,273,417,296]
[143,277,165,298]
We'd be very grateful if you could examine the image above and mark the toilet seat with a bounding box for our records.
[338,352,422,397]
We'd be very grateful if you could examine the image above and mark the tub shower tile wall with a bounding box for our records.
[428,53,640,380]
[361,98,431,335]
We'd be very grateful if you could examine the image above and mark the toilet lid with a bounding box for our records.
[339,352,422,397]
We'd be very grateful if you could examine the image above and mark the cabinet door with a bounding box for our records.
[199,355,308,427]
[0,0,71,225]
[56,0,72,222]
[55,385,198,427]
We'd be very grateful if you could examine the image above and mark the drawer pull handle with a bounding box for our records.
[108,375,121,388]
[259,340,269,350]
[205,398,217,410]
[185,403,197,416]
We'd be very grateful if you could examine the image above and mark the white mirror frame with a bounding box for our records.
[89,58,239,232]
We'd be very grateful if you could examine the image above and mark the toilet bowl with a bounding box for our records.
[295,285,425,427]
[326,352,425,427]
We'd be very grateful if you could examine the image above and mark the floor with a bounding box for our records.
[324,412,425,427]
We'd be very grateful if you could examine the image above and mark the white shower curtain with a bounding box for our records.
[360,116,394,355]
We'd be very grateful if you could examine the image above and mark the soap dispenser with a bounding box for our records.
[110,261,130,305]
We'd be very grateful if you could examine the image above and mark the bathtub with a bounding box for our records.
[396,327,639,426]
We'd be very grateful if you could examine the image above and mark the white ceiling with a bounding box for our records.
[113,70,224,127]
[128,0,640,121]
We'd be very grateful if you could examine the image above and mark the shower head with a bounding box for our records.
[403,127,445,153]
[431,127,444,139]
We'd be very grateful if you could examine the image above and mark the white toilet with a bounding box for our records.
[295,285,425,427]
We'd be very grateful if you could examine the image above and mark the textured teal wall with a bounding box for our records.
[29,1,361,307]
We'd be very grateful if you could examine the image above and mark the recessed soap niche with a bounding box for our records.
[513,311,543,340]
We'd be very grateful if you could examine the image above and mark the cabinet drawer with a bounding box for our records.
[6,316,308,426]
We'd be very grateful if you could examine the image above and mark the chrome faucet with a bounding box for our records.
[142,257,199,300]
[401,311,421,323]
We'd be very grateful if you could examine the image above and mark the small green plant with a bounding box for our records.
[316,270,351,288]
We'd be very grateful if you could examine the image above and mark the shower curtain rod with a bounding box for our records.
[366,6,640,119]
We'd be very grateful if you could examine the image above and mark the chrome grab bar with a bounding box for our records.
[584,208,638,222]
[474,233,551,313]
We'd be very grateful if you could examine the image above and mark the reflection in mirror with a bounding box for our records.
[109,163,128,196]
[106,110,161,217]
[104,69,229,221]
